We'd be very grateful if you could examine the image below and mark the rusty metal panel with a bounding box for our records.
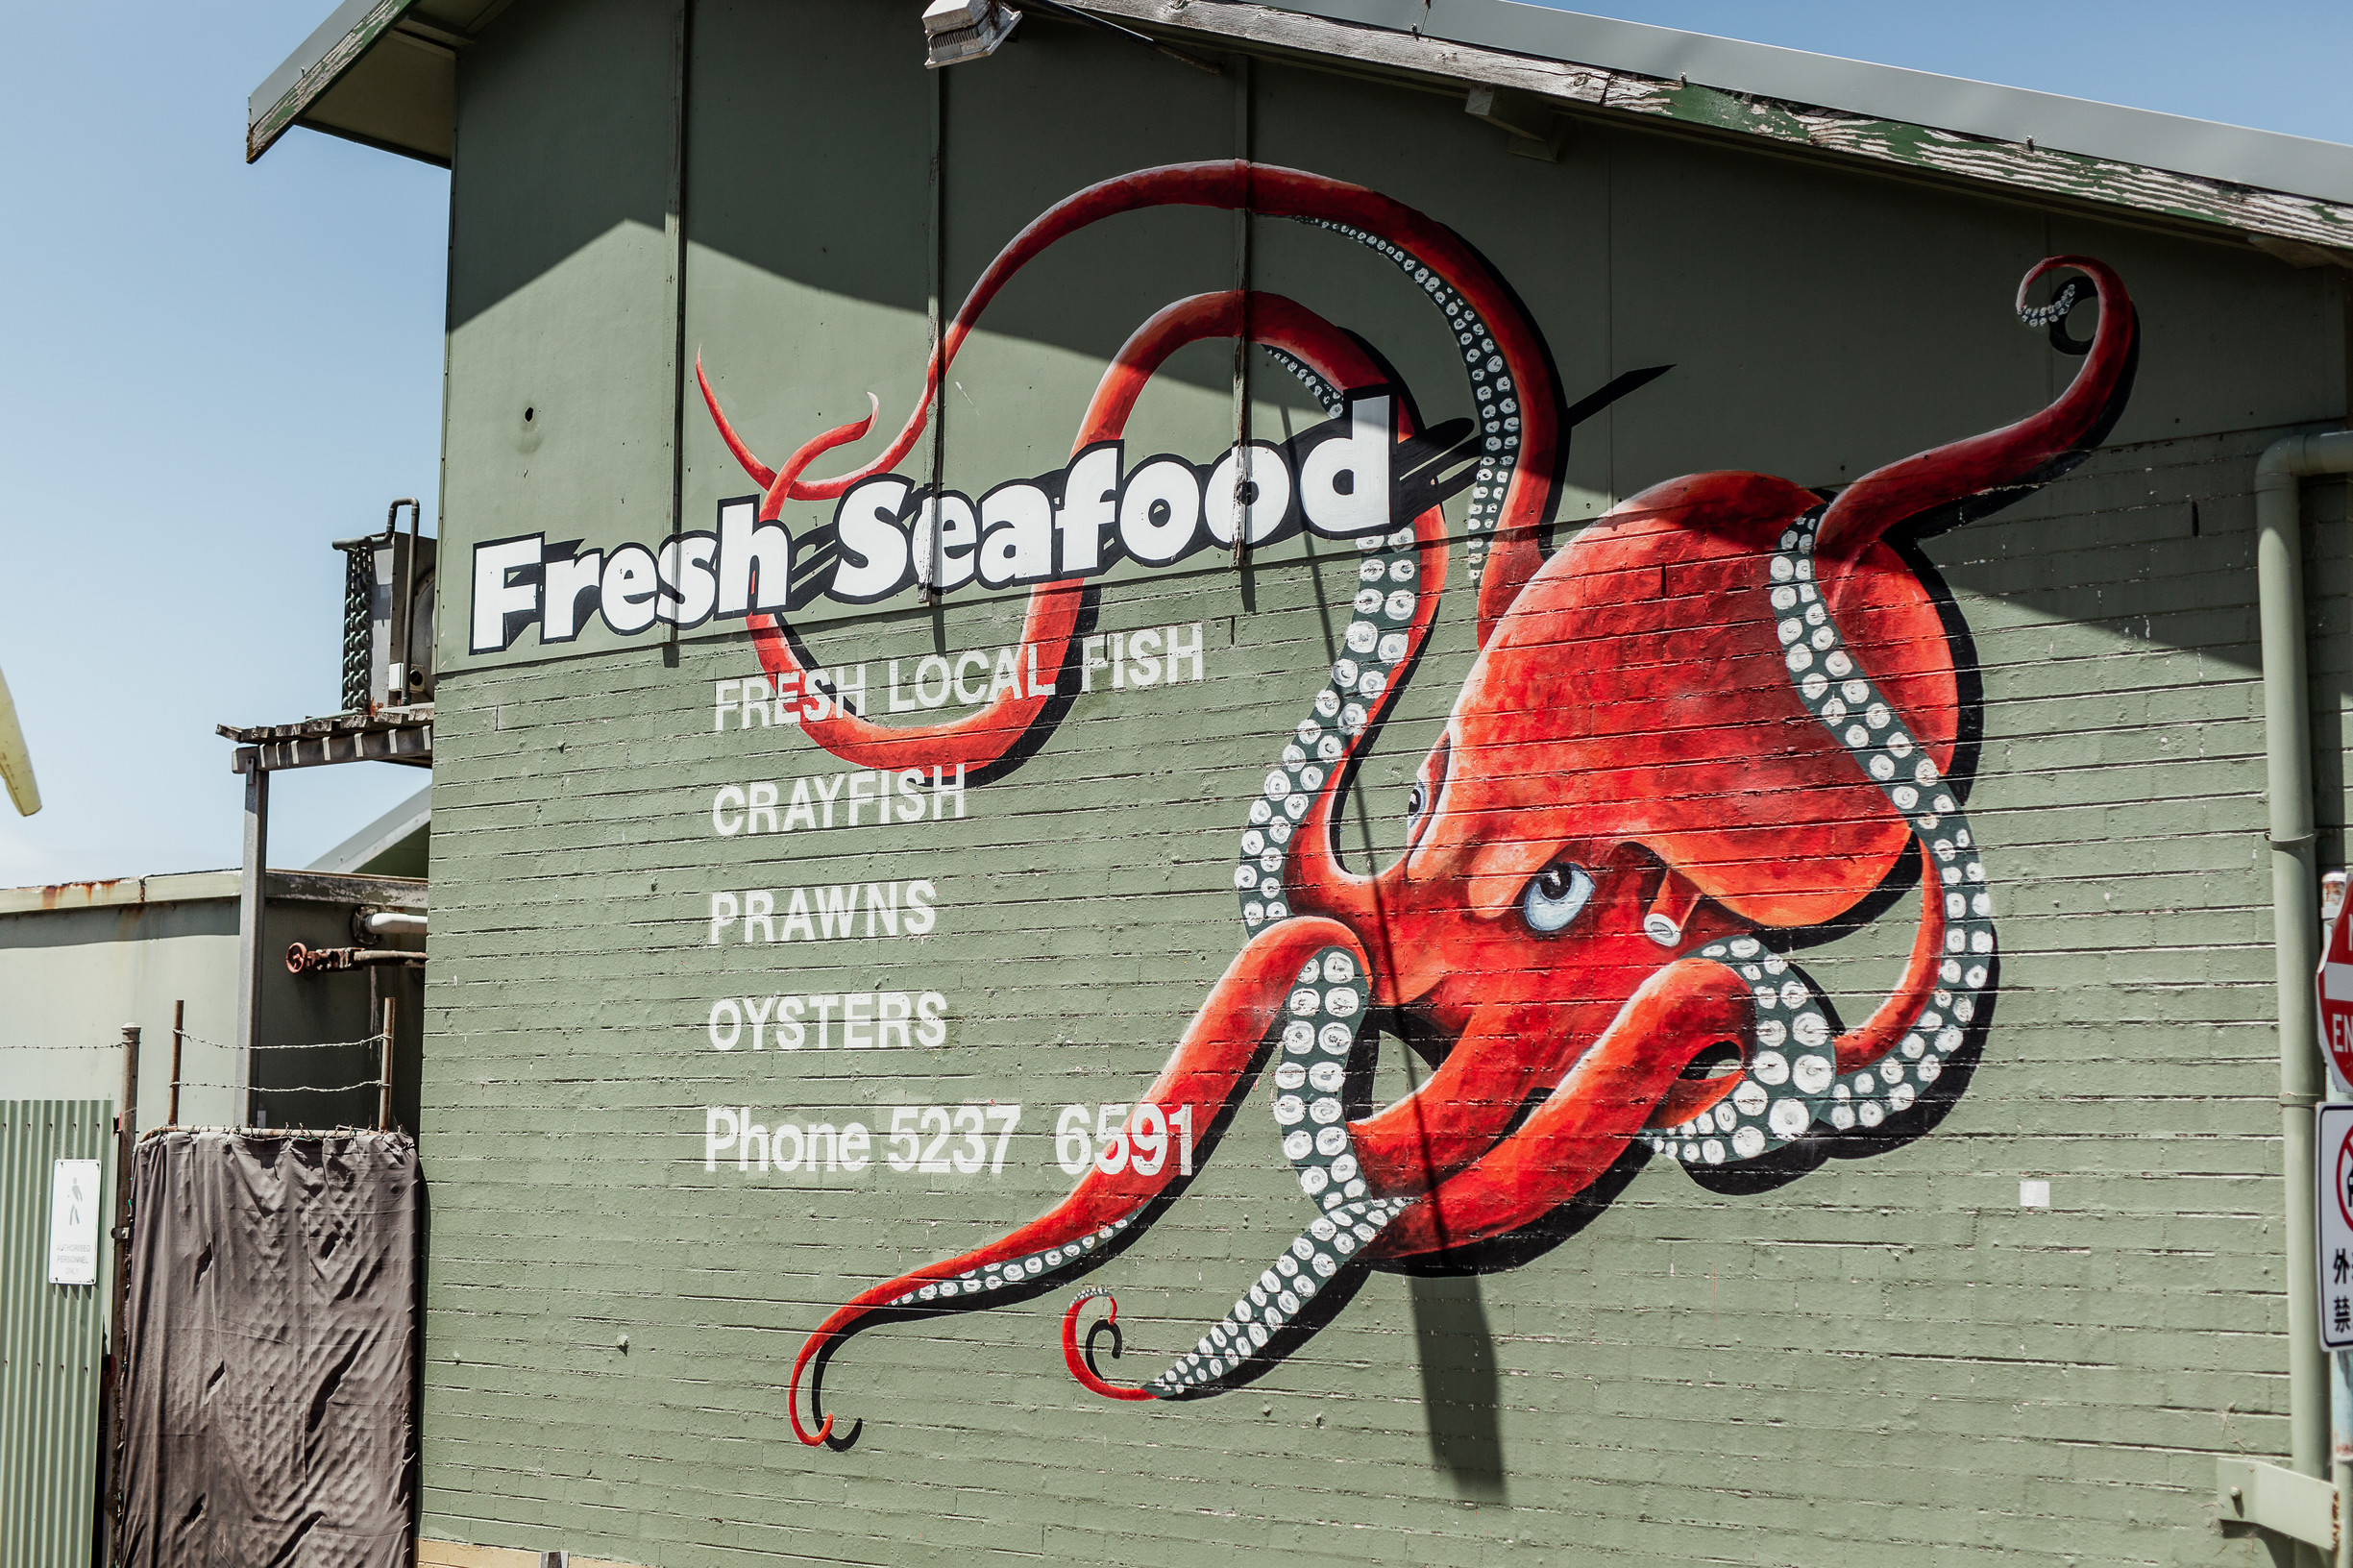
[0,1100,110,1568]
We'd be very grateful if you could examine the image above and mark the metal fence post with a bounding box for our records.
[378,997,396,1133]
[103,1025,138,1567]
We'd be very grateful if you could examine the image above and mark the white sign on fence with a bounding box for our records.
[47,1158,101,1286]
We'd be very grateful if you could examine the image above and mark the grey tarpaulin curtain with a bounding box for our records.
[116,1130,418,1567]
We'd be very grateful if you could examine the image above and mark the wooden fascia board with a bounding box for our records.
[1081,0,2353,261]
[247,0,419,164]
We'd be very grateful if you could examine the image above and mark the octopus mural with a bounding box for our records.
[698,161,2139,1445]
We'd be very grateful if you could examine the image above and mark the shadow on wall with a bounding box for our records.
[1409,1274,1507,1501]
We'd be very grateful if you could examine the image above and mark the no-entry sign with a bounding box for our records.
[2321,898,2353,1094]
[2322,1106,2353,1350]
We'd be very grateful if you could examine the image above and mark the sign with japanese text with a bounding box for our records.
[2319,1106,2353,1350]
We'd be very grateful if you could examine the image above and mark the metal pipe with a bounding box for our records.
[361,910,428,938]
[665,0,694,653]
[922,61,947,603]
[235,763,268,1121]
[2330,867,2353,1568]
[378,995,396,1133]
[106,1021,138,1560]
[167,998,184,1127]
[284,943,428,974]
[2256,428,2353,1548]
[385,498,420,709]
[1228,55,1253,569]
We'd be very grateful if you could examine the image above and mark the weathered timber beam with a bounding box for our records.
[265,870,428,910]
[231,723,431,774]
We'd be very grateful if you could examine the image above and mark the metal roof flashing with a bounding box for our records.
[246,0,2353,255]
[1298,0,2353,208]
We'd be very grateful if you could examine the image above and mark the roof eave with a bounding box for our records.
[248,0,456,168]
[1086,0,2353,264]
[244,0,2353,264]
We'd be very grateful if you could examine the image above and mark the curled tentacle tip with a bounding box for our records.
[787,1404,836,1447]
[1063,1288,1154,1402]
[2013,257,2093,308]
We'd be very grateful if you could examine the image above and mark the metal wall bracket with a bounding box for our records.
[1464,85,1564,160]
[2218,1457,2338,1550]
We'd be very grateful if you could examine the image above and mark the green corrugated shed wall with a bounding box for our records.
[0,1101,110,1568]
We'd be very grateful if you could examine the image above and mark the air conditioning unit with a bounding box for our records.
[333,500,436,717]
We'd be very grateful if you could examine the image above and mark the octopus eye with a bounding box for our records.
[1521,862,1595,934]
[1406,782,1428,821]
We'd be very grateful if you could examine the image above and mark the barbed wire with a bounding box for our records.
[172,1078,386,1095]
[144,1124,403,1140]
[186,1033,389,1054]
[3,1032,387,1054]
[3,1041,144,1052]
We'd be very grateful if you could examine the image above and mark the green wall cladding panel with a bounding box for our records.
[0,1101,110,1568]
[417,1,2352,1563]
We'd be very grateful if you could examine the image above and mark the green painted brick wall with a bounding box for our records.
[413,2,2353,1563]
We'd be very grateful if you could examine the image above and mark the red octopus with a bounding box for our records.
[698,161,2138,1441]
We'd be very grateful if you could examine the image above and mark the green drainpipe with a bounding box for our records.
[2257,429,2353,1568]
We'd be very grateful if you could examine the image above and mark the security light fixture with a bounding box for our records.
[923,0,1021,67]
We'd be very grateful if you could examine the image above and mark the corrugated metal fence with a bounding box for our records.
[0,1100,110,1568]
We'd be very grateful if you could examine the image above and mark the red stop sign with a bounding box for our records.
[2322,898,2353,1094]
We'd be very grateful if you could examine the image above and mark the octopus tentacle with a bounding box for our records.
[1248,260,2131,1274]
[693,354,782,490]
[776,283,1430,1436]
[1063,943,1414,1400]
[1617,269,2130,1169]
[1229,326,1447,952]
[1055,211,1577,1400]
[1636,500,1994,1165]
[1830,846,1951,1075]
[1268,208,1576,964]
[1372,960,1754,1258]
[711,162,1559,521]
[782,917,1362,1443]
[1813,258,2135,572]
[1061,1289,1156,1401]
[703,161,1559,779]
[743,290,1398,774]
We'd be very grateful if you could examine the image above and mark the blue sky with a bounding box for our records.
[0,1,2346,885]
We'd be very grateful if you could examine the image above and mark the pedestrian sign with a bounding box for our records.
[2321,1106,2353,1350]
[46,1158,100,1286]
